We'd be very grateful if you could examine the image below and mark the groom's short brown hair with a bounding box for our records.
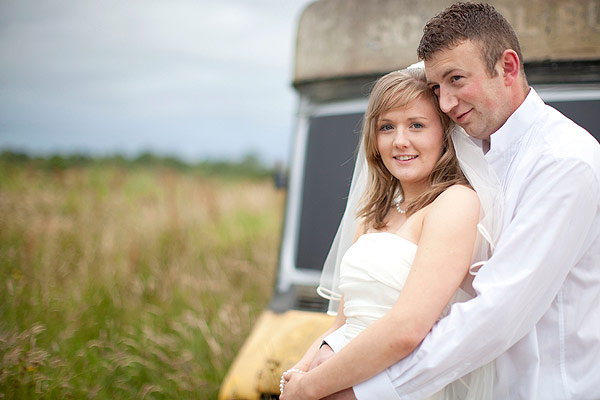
[417,2,524,78]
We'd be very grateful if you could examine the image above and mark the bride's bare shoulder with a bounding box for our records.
[440,183,478,198]
[430,184,480,220]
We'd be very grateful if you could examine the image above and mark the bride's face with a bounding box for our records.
[376,96,444,192]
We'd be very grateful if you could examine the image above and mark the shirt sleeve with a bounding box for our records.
[355,157,599,400]
[323,326,345,353]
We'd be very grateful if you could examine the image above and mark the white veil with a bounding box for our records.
[316,135,368,315]
[316,125,503,315]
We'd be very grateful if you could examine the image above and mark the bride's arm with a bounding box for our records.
[281,185,480,399]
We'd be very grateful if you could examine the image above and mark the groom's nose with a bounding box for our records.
[438,87,459,114]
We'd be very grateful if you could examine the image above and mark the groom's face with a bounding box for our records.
[424,40,509,141]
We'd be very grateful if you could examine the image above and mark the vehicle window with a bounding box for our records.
[296,113,363,271]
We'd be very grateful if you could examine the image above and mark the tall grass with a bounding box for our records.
[0,161,285,399]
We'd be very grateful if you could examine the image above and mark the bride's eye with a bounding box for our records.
[410,122,424,129]
[378,124,394,132]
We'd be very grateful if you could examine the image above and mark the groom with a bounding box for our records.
[295,2,600,399]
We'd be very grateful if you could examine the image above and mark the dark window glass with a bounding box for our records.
[296,113,363,271]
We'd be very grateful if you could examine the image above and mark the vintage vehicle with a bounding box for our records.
[219,0,600,398]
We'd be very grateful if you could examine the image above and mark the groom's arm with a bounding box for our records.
[322,325,344,352]
[353,158,599,399]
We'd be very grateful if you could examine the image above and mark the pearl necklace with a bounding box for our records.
[394,200,407,215]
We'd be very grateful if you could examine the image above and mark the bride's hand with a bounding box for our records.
[281,368,356,400]
[280,369,311,400]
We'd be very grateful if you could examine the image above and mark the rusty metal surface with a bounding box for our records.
[218,310,334,399]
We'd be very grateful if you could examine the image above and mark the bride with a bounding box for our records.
[280,67,500,399]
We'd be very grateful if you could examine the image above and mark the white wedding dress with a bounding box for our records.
[338,232,417,346]
[337,232,495,400]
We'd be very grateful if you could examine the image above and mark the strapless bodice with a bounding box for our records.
[338,232,417,345]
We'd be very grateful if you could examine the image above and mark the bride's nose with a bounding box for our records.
[392,129,410,148]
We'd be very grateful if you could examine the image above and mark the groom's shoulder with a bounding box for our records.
[538,104,597,150]
[532,106,600,172]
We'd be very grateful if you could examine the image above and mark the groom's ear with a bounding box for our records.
[498,49,520,87]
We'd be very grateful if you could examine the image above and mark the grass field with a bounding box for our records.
[0,161,285,399]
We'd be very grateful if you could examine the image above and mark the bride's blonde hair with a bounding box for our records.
[358,68,468,229]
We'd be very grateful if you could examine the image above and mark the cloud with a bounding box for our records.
[0,0,314,163]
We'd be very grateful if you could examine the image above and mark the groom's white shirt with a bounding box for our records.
[325,89,600,399]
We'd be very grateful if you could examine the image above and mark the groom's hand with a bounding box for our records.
[309,342,334,370]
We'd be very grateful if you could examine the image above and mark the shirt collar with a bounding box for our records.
[485,88,544,177]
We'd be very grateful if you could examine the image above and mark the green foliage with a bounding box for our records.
[0,150,280,180]
[195,154,270,180]
[0,162,285,399]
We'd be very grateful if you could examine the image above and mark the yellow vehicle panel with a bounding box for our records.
[219,310,333,399]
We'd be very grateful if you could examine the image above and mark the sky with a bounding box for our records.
[0,0,315,165]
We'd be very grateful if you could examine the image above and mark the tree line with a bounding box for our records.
[0,150,285,181]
